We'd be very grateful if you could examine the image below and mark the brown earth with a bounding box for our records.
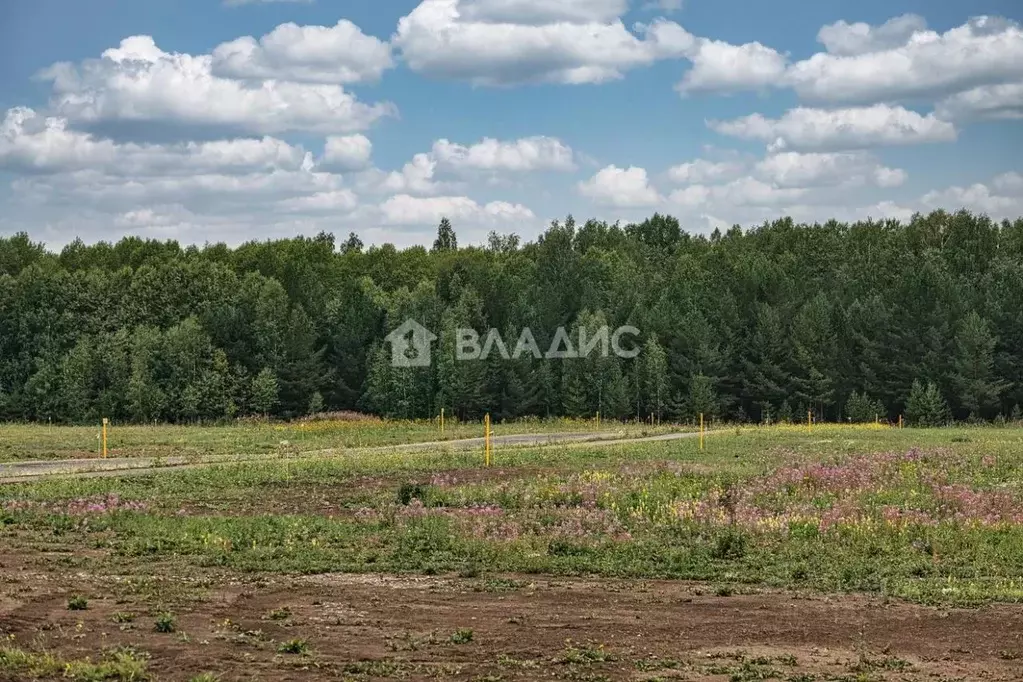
[1,554,1021,681]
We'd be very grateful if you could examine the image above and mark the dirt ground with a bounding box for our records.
[1,553,1021,681]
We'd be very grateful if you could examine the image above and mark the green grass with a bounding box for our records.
[0,417,675,462]
[2,424,1022,606]
[0,645,149,681]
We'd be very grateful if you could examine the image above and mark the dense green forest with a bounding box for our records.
[1,209,1022,426]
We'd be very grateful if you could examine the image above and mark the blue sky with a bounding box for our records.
[1,0,1021,249]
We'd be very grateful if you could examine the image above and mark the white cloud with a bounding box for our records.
[667,158,745,184]
[320,134,373,171]
[993,172,1023,194]
[392,0,693,85]
[39,36,396,135]
[921,180,1023,217]
[277,189,359,213]
[668,176,807,209]
[816,14,926,56]
[381,153,446,195]
[678,39,788,93]
[378,194,534,225]
[787,16,1023,104]
[754,151,906,188]
[578,165,662,207]
[431,136,575,172]
[211,20,393,84]
[0,107,311,175]
[709,104,957,151]
[458,0,629,25]
[936,82,1023,121]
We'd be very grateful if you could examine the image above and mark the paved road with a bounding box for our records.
[0,430,707,483]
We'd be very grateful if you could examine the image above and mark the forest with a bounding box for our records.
[1,209,1021,426]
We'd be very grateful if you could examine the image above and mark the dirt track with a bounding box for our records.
[0,430,704,483]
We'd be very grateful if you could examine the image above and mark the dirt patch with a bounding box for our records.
[1,559,1020,681]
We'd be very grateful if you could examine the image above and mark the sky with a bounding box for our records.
[0,0,1021,250]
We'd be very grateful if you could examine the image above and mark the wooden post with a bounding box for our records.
[102,418,109,459]
[440,408,445,434]
[899,414,904,429]
[807,410,812,434]
[596,411,600,429]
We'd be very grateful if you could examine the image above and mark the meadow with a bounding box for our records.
[1,423,1022,681]
[0,416,672,462]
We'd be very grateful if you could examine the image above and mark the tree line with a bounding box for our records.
[1,210,1021,426]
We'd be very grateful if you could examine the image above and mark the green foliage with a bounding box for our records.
[250,368,279,417]
[67,594,89,610]
[2,211,1023,424]
[845,391,886,423]
[905,380,952,427]
[449,628,474,644]
[153,613,176,633]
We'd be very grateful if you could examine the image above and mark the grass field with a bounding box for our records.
[0,417,676,462]
[1,423,1021,681]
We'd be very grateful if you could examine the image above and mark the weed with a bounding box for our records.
[277,638,310,655]
[450,628,475,644]
[266,606,291,621]
[67,595,89,611]
[154,613,176,633]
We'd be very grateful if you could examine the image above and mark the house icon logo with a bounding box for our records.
[384,318,438,367]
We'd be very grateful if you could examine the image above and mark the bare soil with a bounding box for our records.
[1,554,1021,681]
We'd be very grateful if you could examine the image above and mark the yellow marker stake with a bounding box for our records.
[440,408,445,434]
[484,414,492,467]
[596,411,600,429]
[899,414,904,429]
[699,412,704,451]
[102,418,109,459]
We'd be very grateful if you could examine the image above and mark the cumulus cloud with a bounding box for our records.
[709,104,957,151]
[380,153,446,195]
[667,158,745,184]
[667,176,807,209]
[392,0,693,85]
[816,14,927,56]
[677,39,788,93]
[921,180,1023,217]
[578,165,662,207]
[431,136,575,172]
[38,36,396,135]
[458,0,629,25]
[211,20,393,84]
[319,134,373,171]
[1,107,312,175]
[378,194,534,225]
[754,151,906,188]
[936,82,1023,121]
[787,16,1023,104]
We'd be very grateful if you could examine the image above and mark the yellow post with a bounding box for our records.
[699,412,704,451]
[596,411,600,429]
[440,408,445,434]
[875,413,879,426]
[484,414,491,467]
[102,418,109,459]
[899,414,904,429]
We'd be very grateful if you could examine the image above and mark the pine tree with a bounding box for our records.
[905,380,951,427]
[432,218,458,252]
[685,373,718,421]
[250,367,279,417]
[951,311,1007,419]
[845,391,886,423]
[307,391,325,415]
[642,337,669,421]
